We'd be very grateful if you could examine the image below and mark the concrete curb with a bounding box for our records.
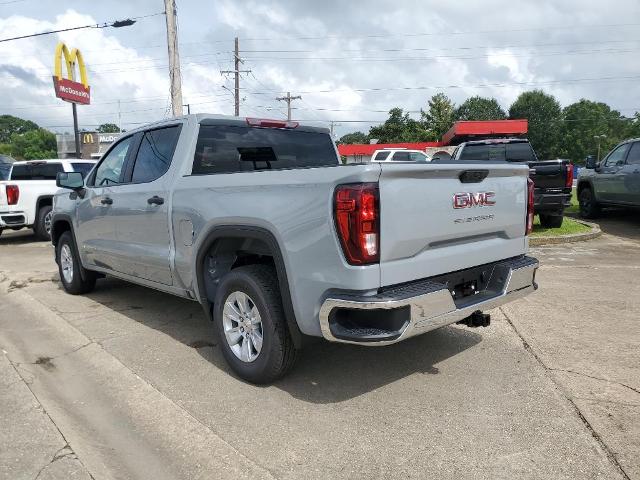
[529,219,601,246]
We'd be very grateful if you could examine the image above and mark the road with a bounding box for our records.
[1,216,638,480]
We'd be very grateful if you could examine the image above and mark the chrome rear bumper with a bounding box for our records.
[319,256,538,345]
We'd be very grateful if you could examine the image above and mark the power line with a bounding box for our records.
[233,23,640,42]
[0,11,165,43]
[241,47,639,62]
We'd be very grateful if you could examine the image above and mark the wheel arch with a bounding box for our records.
[577,179,594,197]
[35,195,53,214]
[194,225,304,348]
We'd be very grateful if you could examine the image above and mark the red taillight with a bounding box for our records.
[334,183,380,265]
[526,178,535,235]
[246,117,299,129]
[565,163,574,188]
[6,184,19,205]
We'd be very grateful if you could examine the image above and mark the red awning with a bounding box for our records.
[441,120,528,145]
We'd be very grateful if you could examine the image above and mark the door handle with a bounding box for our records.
[101,197,113,205]
[147,196,164,206]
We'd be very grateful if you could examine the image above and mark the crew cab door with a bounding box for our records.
[76,135,135,270]
[620,141,640,205]
[596,143,630,202]
[108,125,181,285]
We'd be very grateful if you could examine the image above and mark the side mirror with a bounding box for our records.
[56,171,84,191]
[584,155,597,169]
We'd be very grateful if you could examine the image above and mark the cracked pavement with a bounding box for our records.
[0,214,639,479]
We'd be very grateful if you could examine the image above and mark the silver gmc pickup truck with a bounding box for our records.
[52,114,538,383]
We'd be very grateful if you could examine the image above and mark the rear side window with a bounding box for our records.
[192,125,338,175]
[131,126,181,183]
[372,151,390,161]
[71,162,95,178]
[10,163,63,180]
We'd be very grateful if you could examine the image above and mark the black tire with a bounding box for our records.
[579,187,601,219]
[539,213,564,228]
[213,265,298,383]
[34,205,53,241]
[56,231,96,295]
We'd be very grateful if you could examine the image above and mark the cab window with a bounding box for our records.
[603,144,630,167]
[92,137,133,186]
[130,126,181,183]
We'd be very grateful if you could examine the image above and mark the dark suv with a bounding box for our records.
[577,138,640,218]
[451,138,573,227]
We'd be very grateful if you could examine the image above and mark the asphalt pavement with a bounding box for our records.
[0,216,638,480]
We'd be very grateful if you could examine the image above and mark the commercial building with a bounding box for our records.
[56,131,119,159]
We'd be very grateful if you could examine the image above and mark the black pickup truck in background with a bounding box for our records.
[450,138,573,228]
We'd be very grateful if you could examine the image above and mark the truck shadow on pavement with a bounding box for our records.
[0,229,41,245]
[85,277,482,404]
[593,209,640,242]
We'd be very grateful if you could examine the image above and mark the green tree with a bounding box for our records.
[9,128,57,160]
[338,131,369,144]
[509,90,562,159]
[626,112,640,139]
[0,115,39,143]
[368,108,430,143]
[558,100,629,164]
[97,123,120,133]
[421,93,455,139]
[454,96,506,121]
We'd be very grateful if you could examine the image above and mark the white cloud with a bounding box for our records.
[0,0,639,137]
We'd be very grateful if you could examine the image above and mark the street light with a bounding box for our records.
[593,134,607,161]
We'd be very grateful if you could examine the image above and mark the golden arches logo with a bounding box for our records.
[82,133,94,144]
[54,42,88,87]
[52,42,90,105]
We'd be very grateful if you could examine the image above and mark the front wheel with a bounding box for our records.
[539,213,564,228]
[213,265,298,383]
[579,187,601,219]
[56,231,96,295]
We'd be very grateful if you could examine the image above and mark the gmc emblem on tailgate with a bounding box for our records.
[453,191,496,209]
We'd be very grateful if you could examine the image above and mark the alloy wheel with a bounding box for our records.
[222,291,264,363]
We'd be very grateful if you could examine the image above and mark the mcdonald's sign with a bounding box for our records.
[52,42,90,105]
[82,133,94,144]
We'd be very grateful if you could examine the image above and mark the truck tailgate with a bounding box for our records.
[528,160,566,189]
[378,163,529,286]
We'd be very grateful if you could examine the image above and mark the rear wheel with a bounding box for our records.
[213,265,298,383]
[579,187,600,219]
[56,231,96,294]
[539,213,564,228]
[34,205,53,241]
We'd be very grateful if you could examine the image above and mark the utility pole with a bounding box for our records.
[72,103,80,158]
[117,99,122,132]
[275,92,302,120]
[220,37,251,116]
[183,103,191,114]
[164,0,183,116]
[329,121,342,139]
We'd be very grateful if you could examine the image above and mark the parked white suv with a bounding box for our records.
[371,149,430,163]
[0,159,96,240]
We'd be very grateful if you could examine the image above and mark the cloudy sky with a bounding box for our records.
[0,0,639,137]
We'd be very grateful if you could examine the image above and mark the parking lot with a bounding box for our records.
[1,214,639,480]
